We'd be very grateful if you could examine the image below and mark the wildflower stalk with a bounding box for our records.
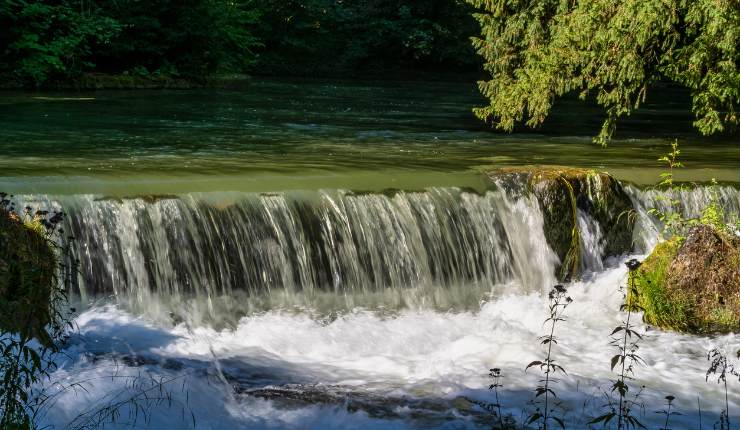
[526,284,572,430]
[706,348,740,430]
[590,259,645,430]
[656,395,680,430]
[489,368,505,429]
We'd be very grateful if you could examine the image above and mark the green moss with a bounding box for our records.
[0,210,57,345]
[558,176,580,281]
[629,239,692,331]
[632,229,740,334]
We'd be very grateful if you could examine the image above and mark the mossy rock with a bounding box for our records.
[488,166,634,281]
[0,209,57,345]
[631,225,740,334]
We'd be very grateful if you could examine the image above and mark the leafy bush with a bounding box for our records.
[0,193,75,428]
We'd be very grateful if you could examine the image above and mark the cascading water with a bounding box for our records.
[576,208,606,274]
[626,184,740,252]
[51,188,558,321]
[25,181,740,429]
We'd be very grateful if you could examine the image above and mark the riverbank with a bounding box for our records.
[0,73,255,91]
[0,69,484,91]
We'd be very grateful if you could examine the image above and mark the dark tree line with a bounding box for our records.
[253,0,478,76]
[0,0,260,86]
[0,0,479,87]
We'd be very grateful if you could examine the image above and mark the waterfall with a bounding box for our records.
[16,180,740,428]
[52,188,557,311]
[16,181,739,319]
[576,208,605,273]
[626,184,740,252]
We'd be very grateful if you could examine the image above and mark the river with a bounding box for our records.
[1,79,739,429]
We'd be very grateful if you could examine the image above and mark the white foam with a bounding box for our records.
[38,258,739,429]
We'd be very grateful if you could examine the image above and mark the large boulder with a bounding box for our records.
[631,225,740,333]
[488,166,634,281]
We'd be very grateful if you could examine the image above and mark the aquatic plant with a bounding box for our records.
[526,284,572,429]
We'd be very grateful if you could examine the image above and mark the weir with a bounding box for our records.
[11,179,740,428]
[63,188,555,301]
[36,181,738,312]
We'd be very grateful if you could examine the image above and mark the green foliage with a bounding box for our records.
[628,239,691,331]
[467,0,739,143]
[648,141,688,239]
[699,179,738,235]
[656,140,684,190]
[0,0,261,86]
[0,1,120,86]
[0,193,75,429]
[0,201,58,346]
[0,0,479,85]
[232,0,479,75]
[95,0,260,79]
[649,141,738,240]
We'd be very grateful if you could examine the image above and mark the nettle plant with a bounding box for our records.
[526,284,573,430]
[590,259,649,430]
